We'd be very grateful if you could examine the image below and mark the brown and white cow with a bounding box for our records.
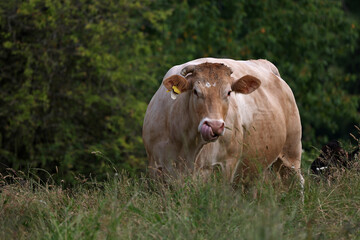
[142,58,304,187]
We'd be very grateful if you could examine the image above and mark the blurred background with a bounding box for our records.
[0,0,359,183]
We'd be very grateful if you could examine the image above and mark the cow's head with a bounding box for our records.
[163,63,261,142]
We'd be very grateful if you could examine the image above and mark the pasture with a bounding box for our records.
[1,2,359,239]
[2,153,360,240]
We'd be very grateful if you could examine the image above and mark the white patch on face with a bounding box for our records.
[203,82,216,88]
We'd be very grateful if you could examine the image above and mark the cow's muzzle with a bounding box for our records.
[198,118,225,142]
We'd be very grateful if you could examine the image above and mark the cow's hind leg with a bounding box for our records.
[272,141,304,201]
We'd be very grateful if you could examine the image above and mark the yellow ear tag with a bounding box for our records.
[167,86,181,100]
[172,86,181,94]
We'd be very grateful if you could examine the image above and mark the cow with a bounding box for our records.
[310,140,359,176]
[142,58,304,189]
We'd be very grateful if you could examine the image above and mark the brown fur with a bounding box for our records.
[143,58,303,188]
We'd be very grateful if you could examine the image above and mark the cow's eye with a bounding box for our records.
[227,91,232,97]
[193,89,198,96]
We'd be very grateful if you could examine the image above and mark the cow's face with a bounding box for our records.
[163,63,261,142]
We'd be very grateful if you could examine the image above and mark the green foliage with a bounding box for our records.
[0,0,359,180]
[0,0,163,180]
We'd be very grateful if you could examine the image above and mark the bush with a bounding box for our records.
[0,0,164,181]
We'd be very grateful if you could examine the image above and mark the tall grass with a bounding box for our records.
[1,164,360,240]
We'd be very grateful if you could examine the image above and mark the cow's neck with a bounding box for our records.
[169,94,206,170]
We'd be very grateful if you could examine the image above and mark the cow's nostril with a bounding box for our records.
[204,120,225,136]
[215,123,224,135]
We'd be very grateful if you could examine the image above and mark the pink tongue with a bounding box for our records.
[201,124,214,141]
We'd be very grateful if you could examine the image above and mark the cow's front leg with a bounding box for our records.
[226,158,241,183]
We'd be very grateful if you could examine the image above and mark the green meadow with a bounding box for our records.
[2,156,360,240]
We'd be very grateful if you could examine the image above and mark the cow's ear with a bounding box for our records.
[163,75,190,93]
[232,75,261,94]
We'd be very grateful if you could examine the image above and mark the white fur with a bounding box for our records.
[316,167,328,171]
[235,94,254,128]
[170,91,177,100]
